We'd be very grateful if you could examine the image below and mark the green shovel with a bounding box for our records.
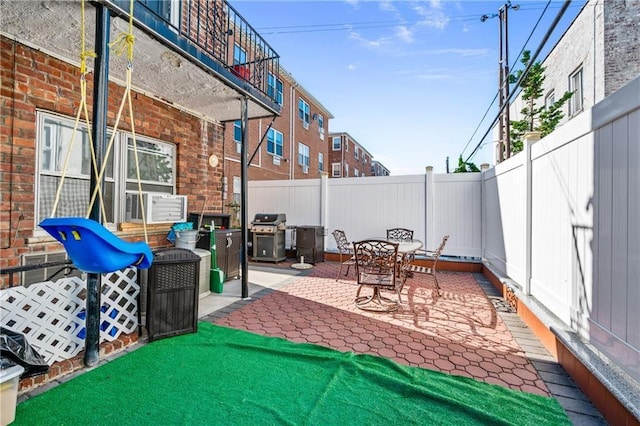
[209,227,224,293]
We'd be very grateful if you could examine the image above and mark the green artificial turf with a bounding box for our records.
[15,322,570,425]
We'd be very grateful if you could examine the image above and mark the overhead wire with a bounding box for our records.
[464,0,572,163]
[459,0,552,160]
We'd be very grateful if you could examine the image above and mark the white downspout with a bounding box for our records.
[289,84,298,180]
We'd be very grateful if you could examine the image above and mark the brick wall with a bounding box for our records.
[603,1,640,96]
[0,36,224,278]
[221,75,330,207]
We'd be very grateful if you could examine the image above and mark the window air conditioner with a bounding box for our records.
[126,192,188,224]
[273,156,281,165]
[302,165,309,174]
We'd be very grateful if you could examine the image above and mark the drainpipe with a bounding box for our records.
[289,83,298,180]
[85,3,110,367]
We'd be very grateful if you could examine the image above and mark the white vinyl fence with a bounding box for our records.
[249,173,482,257]
[248,76,639,384]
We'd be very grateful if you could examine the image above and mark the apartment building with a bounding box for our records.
[328,132,375,178]
[496,0,640,162]
[371,160,391,177]
[222,67,333,214]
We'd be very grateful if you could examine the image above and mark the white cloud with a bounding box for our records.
[348,31,392,49]
[348,64,357,71]
[395,25,414,43]
[412,3,450,30]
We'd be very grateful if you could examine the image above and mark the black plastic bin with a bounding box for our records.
[296,226,325,264]
[146,248,200,342]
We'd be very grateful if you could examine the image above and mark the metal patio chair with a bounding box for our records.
[353,239,401,312]
[404,235,449,295]
[332,229,355,280]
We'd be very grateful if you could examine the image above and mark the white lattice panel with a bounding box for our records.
[0,268,140,364]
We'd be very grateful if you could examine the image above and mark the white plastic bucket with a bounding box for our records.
[175,230,198,250]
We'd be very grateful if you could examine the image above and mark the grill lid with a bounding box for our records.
[251,213,286,225]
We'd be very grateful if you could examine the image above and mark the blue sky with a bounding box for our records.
[233,0,587,174]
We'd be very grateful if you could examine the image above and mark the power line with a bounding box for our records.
[460,0,552,160]
[464,0,573,164]
[254,3,581,35]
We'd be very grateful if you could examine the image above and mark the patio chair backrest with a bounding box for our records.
[386,228,414,242]
[332,229,351,253]
[353,239,399,288]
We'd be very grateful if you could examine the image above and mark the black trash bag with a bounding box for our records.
[0,327,49,378]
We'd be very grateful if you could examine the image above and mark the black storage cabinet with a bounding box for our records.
[146,248,200,342]
[215,229,241,280]
[196,229,241,281]
[296,226,325,264]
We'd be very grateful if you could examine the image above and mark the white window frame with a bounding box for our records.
[545,90,555,110]
[233,120,242,154]
[267,128,284,157]
[298,98,310,129]
[332,136,341,151]
[267,72,283,105]
[318,153,324,172]
[331,163,341,177]
[569,67,583,117]
[354,146,359,159]
[298,142,310,167]
[345,163,349,177]
[36,111,176,229]
[233,44,247,65]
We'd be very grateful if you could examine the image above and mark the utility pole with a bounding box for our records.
[482,1,519,163]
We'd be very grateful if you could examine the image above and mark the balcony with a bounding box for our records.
[1,0,281,121]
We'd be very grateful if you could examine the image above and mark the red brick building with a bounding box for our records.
[327,132,374,178]
[221,67,333,225]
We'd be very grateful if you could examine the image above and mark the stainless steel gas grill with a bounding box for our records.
[250,213,287,262]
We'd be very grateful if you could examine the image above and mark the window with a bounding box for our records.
[298,98,310,129]
[331,163,341,177]
[233,176,241,205]
[233,44,246,65]
[354,169,359,177]
[298,142,310,168]
[569,67,583,117]
[354,146,359,159]
[318,153,324,172]
[139,0,181,28]
[37,111,175,225]
[332,136,341,151]
[267,73,283,105]
[233,120,242,154]
[39,114,113,221]
[267,128,283,157]
[545,90,555,110]
[317,115,324,138]
[344,163,349,176]
[125,136,174,194]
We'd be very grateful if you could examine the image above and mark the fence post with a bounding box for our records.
[524,132,541,296]
[320,172,329,240]
[425,166,434,250]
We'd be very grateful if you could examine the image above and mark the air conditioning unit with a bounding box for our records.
[126,192,188,224]
[302,165,309,174]
[273,156,281,165]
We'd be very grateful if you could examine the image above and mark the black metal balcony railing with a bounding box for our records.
[106,0,280,104]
